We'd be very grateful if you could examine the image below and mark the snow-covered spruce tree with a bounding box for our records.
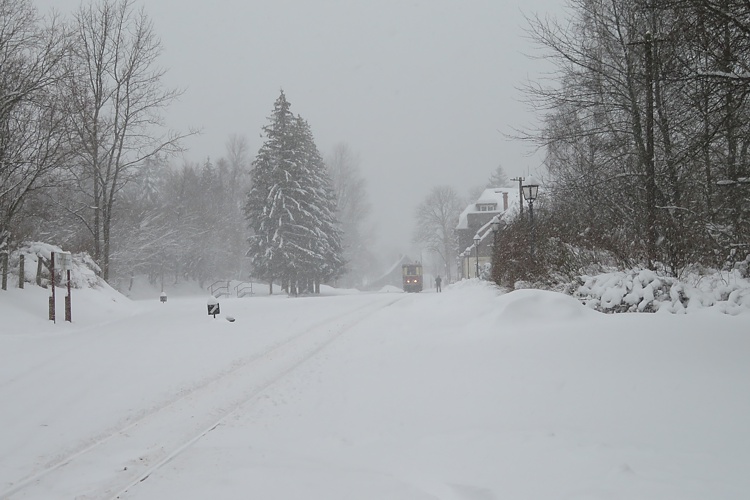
[293,116,345,291]
[244,92,293,293]
[244,91,344,294]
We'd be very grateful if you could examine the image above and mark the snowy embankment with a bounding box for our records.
[1,277,749,499]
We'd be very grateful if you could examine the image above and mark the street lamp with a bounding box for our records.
[462,248,471,280]
[491,215,501,235]
[490,215,501,272]
[473,234,480,278]
[522,176,539,259]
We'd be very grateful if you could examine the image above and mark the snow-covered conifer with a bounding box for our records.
[245,91,344,293]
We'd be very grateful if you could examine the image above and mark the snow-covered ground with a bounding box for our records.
[1,278,749,499]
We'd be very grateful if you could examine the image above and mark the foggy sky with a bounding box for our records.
[37,0,558,257]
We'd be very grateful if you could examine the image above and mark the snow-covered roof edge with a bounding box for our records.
[456,187,522,230]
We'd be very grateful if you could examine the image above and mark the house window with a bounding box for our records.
[477,204,496,212]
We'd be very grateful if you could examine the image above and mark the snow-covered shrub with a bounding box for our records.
[733,254,750,279]
[571,268,750,315]
[492,207,620,292]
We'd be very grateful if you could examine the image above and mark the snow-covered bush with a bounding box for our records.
[733,254,750,279]
[492,209,620,292]
[572,268,750,315]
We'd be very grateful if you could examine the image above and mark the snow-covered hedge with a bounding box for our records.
[572,268,750,315]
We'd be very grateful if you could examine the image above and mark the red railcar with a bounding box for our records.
[402,263,423,292]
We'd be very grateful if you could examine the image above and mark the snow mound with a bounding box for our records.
[319,285,361,296]
[122,275,205,299]
[496,289,597,322]
[11,242,104,289]
[447,277,503,293]
[379,285,403,293]
[1,277,135,336]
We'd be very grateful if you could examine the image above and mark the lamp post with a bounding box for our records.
[490,215,501,274]
[522,177,539,259]
[491,215,501,241]
[462,249,470,280]
[473,234,480,278]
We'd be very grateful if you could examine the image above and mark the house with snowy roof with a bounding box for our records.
[456,186,523,278]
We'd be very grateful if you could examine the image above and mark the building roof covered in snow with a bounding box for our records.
[456,187,522,231]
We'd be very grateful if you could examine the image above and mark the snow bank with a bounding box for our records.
[7,242,750,317]
[0,279,137,336]
[10,242,103,290]
[123,274,207,300]
[319,285,361,296]
[496,288,600,323]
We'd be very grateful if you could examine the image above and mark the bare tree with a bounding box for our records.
[413,185,463,282]
[518,0,750,275]
[219,135,252,278]
[65,0,191,280]
[0,0,69,289]
[216,134,249,206]
[326,142,376,287]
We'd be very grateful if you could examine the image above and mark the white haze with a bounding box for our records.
[34,0,559,254]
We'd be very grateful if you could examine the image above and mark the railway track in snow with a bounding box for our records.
[0,295,404,500]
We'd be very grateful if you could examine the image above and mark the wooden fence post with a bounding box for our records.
[19,254,24,289]
[1,252,7,290]
[36,257,43,286]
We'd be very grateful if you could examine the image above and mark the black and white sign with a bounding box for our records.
[207,297,220,317]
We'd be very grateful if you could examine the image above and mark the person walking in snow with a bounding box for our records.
[435,275,442,292]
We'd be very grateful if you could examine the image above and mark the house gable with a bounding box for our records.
[456,187,522,258]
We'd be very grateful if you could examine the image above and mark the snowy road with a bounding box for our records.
[2,283,750,499]
[0,291,406,499]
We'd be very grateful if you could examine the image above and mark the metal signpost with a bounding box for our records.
[207,296,220,318]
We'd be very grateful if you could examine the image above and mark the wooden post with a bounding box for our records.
[49,252,55,323]
[36,257,43,285]
[1,251,6,291]
[65,270,72,322]
[19,254,24,289]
